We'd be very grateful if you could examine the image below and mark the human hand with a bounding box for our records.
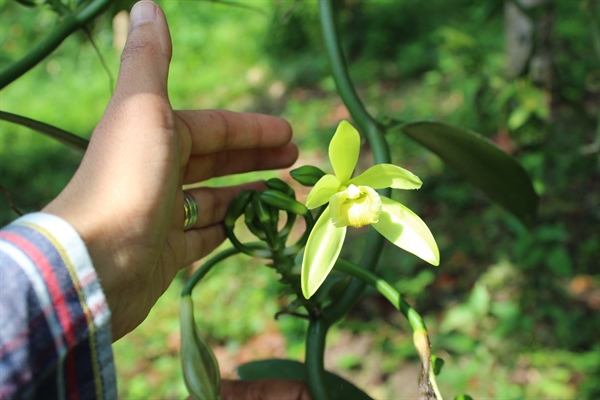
[220,379,311,400]
[43,0,298,340]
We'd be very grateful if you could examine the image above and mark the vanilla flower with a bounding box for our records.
[301,121,439,298]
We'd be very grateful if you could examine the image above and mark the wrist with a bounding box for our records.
[42,196,136,339]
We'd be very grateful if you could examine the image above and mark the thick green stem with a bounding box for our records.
[0,0,113,89]
[319,0,375,134]
[305,319,332,400]
[318,0,391,163]
[318,0,393,325]
[310,2,394,398]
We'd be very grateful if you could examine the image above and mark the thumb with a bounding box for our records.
[74,0,176,207]
[115,0,172,99]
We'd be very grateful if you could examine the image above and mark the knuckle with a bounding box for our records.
[120,34,157,63]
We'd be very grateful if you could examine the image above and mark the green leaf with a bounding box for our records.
[14,0,44,8]
[507,106,531,130]
[467,282,491,317]
[547,247,573,277]
[349,164,422,190]
[372,196,439,266]
[329,120,360,183]
[301,207,346,298]
[400,121,538,227]
[440,304,476,333]
[237,359,372,400]
[432,355,445,376]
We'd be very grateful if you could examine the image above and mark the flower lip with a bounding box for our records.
[330,184,382,228]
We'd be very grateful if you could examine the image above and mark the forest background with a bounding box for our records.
[1,0,598,398]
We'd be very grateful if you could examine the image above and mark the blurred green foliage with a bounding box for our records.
[1,0,598,398]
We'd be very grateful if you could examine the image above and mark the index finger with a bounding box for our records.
[175,109,293,155]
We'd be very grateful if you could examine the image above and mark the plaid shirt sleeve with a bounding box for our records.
[0,213,117,399]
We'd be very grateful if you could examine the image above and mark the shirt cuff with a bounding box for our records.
[7,212,117,398]
[12,213,111,328]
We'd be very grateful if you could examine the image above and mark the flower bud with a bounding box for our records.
[180,296,220,400]
[260,190,308,216]
[265,178,295,197]
[224,190,254,228]
[290,165,326,186]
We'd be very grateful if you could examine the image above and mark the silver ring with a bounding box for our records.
[183,191,198,230]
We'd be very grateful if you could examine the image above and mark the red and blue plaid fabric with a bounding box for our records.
[0,213,116,399]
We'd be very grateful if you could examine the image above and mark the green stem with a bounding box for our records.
[590,0,600,61]
[319,0,375,134]
[181,247,241,297]
[334,259,426,331]
[311,2,394,398]
[335,258,442,400]
[305,319,332,400]
[0,110,88,151]
[318,0,391,163]
[318,0,393,325]
[0,0,113,89]
[429,366,443,400]
[271,247,317,313]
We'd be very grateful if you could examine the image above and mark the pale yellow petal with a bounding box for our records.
[305,174,341,209]
[349,164,422,190]
[372,196,439,266]
[301,207,347,298]
[329,121,361,183]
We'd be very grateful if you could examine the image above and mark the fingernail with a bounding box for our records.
[130,1,156,27]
